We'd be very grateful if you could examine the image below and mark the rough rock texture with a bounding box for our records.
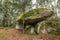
[47,18,60,24]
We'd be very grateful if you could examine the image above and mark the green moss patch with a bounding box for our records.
[0,31,9,38]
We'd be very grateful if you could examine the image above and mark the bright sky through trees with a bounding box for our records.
[32,0,36,9]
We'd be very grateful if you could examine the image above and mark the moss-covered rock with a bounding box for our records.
[16,8,55,34]
[47,18,60,27]
[46,18,60,35]
[16,8,48,21]
[16,8,54,25]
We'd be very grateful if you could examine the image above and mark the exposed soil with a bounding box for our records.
[0,28,60,40]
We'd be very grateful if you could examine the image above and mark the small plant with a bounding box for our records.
[29,38,33,40]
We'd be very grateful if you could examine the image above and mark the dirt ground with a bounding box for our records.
[0,28,60,40]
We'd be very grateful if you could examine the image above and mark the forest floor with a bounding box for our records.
[0,28,60,40]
